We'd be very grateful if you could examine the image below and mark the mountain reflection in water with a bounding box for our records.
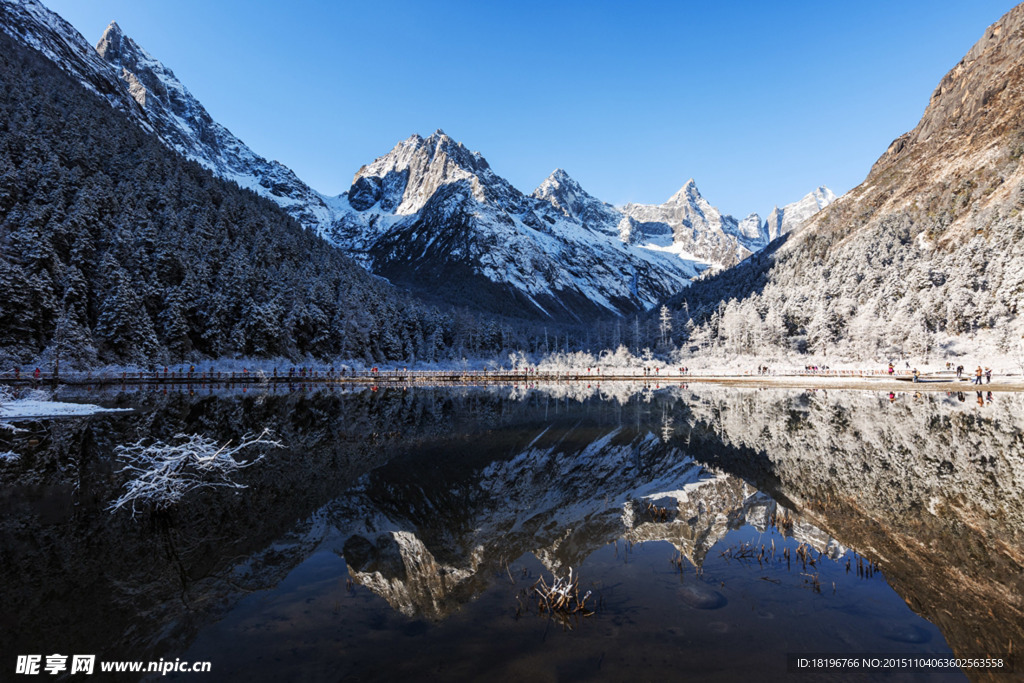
[0,385,1018,681]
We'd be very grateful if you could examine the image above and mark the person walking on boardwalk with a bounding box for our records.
[974,366,983,385]
[985,367,992,384]
[956,364,964,379]
[888,363,894,376]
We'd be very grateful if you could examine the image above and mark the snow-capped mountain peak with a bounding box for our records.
[96,20,179,110]
[0,0,148,126]
[619,179,836,266]
[100,19,122,40]
[89,16,335,232]
[666,177,700,203]
[531,168,620,233]
[737,212,763,240]
[349,130,516,215]
[619,179,751,265]
[764,186,838,241]
[330,130,708,319]
[664,178,723,223]
[1,0,837,323]
[533,168,579,198]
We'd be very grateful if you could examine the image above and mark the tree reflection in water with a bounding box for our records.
[0,385,1017,680]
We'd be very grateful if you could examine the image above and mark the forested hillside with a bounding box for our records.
[672,6,1024,360]
[0,30,500,368]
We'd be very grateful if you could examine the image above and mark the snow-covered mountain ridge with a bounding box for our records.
[618,180,835,266]
[0,0,336,233]
[327,130,713,319]
[0,0,147,126]
[327,129,835,318]
[1,0,834,321]
[93,21,336,233]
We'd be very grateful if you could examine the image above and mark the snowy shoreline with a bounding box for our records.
[674,374,1024,392]
[0,399,131,421]
[4,371,1021,393]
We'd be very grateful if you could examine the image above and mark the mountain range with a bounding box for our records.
[0,0,833,322]
[7,0,1018,361]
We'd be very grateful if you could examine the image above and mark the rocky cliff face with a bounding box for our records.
[805,4,1024,246]
[679,4,1024,356]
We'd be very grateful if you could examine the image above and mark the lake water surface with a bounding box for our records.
[1,384,1020,681]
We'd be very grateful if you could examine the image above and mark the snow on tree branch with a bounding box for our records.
[108,428,283,516]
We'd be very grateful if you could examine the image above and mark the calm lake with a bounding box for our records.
[1,384,1020,681]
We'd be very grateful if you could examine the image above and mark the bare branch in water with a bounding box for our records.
[108,428,283,516]
[531,567,595,627]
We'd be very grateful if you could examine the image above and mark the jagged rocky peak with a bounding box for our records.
[737,212,763,240]
[809,186,836,204]
[0,0,147,123]
[797,186,837,217]
[95,20,125,58]
[629,177,733,236]
[533,168,580,203]
[765,185,837,240]
[666,177,702,204]
[532,168,619,231]
[533,167,583,194]
[95,20,182,111]
[662,179,727,226]
[350,129,514,215]
[532,168,587,204]
[95,22,147,107]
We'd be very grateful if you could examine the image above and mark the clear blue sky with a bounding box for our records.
[43,0,1019,217]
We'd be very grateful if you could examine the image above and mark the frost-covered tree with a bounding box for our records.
[658,305,672,348]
